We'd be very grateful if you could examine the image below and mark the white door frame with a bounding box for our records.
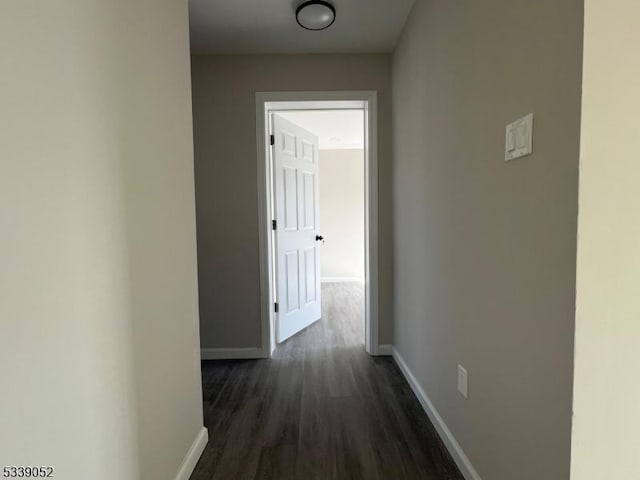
[256,90,380,356]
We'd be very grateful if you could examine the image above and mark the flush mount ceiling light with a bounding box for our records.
[296,0,336,31]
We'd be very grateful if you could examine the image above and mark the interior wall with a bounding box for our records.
[120,1,205,479]
[191,54,393,349]
[0,1,204,479]
[391,1,583,479]
[0,3,138,477]
[319,149,365,281]
[571,0,640,478]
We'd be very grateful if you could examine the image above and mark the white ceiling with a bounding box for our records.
[189,0,415,54]
[276,110,365,150]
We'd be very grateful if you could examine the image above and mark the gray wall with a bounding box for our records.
[191,54,393,349]
[392,1,582,479]
[319,149,365,281]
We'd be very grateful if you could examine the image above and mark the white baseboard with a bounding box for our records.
[392,347,482,480]
[376,344,393,356]
[174,426,208,480]
[321,276,364,283]
[201,347,267,360]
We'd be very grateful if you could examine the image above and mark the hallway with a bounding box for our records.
[191,282,464,479]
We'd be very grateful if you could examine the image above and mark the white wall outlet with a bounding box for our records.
[457,365,468,399]
[505,113,534,161]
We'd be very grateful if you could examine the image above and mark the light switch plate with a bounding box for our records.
[457,365,468,399]
[505,113,534,161]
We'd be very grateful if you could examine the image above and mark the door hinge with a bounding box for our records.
[270,134,275,146]
[274,302,279,313]
[272,219,277,230]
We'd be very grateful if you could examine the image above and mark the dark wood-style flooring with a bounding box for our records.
[190,282,464,480]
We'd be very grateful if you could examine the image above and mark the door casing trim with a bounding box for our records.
[255,90,380,356]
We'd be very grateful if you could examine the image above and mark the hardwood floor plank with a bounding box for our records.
[254,444,298,480]
[190,282,464,480]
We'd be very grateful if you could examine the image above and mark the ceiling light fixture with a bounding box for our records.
[296,0,336,31]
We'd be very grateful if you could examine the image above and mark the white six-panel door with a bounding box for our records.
[272,114,322,343]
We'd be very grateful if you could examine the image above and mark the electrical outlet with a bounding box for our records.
[457,365,468,399]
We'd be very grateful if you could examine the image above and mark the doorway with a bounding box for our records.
[256,91,380,356]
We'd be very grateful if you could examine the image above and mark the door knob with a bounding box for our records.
[315,235,324,244]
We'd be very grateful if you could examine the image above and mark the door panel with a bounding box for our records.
[304,247,317,304]
[283,167,298,230]
[302,172,315,229]
[285,251,300,313]
[273,114,321,343]
[301,139,315,163]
